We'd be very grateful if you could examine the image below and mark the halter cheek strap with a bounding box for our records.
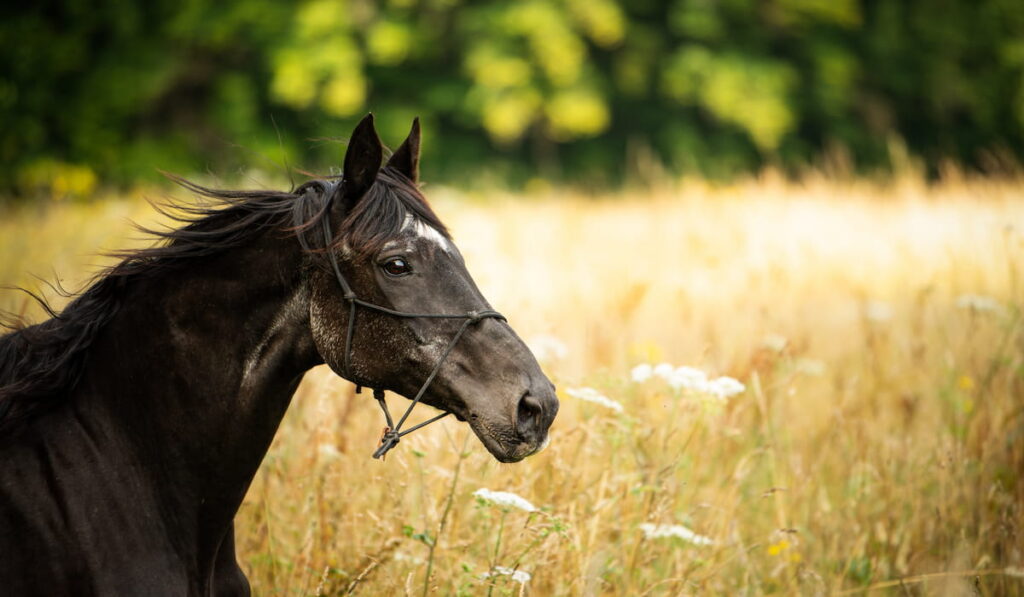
[319,202,504,459]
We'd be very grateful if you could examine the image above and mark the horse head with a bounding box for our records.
[308,115,558,462]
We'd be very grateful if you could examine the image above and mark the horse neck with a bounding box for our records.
[78,230,321,523]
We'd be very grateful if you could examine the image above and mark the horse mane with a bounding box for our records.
[0,166,448,432]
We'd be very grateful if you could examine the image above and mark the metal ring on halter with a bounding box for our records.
[320,198,505,459]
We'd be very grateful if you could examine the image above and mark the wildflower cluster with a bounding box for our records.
[565,386,625,413]
[863,299,894,322]
[955,293,1005,314]
[481,565,532,584]
[639,523,714,546]
[527,334,569,361]
[630,362,745,401]
[392,551,426,565]
[472,488,538,513]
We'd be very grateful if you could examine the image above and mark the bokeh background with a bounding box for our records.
[3,1,1024,596]
[4,0,1024,195]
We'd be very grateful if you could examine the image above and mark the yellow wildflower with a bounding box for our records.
[957,375,975,391]
[767,540,789,556]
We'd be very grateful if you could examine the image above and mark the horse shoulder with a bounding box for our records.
[0,404,192,595]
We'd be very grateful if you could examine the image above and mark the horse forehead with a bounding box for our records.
[385,214,452,254]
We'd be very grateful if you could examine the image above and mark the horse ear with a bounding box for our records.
[341,113,383,205]
[385,117,421,182]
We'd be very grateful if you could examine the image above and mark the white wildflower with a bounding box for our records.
[956,294,1005,314]
[639,523,714,546]
[761,334,788,352]
[393,551,425,565]
[642,363,744,404]
[527,334,569,361]
[688,378,715,396]
[317,442,342,460]
[482,566,531,584]
[630,363,653,383]
[795,358,826,376]
[473,489,538,512]
[668,366,707,390]
[864,300,893,322]
[565,387,625,413]
[707,376,745,398]
[653,362,675,380]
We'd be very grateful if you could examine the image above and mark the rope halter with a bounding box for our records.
[318,194,504,459]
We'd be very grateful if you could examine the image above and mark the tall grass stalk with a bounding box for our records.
[485,512,508,597]
[422,433,470,597]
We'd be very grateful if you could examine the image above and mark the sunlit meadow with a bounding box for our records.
[1,175,1022,595]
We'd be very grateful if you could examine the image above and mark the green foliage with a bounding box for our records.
[3,0,1024,194]
[402,524,436,547]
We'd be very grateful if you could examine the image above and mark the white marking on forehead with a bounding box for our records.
[402,213,453,253]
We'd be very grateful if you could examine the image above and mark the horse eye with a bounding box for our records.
[382,257,412,277]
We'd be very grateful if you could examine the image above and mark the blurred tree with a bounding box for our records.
[1,0,1023,195]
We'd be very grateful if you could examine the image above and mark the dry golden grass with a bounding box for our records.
[1,175,1022,595]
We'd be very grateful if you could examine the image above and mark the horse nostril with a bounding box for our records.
[516,393,543,437]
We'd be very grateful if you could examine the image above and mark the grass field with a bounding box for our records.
[1,176,1023,595]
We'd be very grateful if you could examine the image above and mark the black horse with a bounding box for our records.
[0,115,558,596]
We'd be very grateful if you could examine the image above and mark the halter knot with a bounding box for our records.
[373,429,401,459]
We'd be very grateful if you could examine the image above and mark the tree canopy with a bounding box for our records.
[3,0,1024,195]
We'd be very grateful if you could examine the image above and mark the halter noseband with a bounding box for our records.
[318,191,504,460]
